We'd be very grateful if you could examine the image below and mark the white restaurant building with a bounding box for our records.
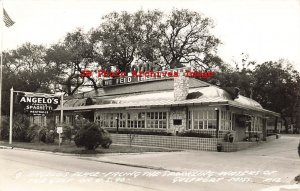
[51,70,279,146]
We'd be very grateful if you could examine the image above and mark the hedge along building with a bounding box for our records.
[53,69,279,143]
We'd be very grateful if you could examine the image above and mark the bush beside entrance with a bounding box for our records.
[0,114,36,142]
[74,122,112,150]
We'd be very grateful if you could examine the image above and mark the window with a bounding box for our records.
[95,111,167,129]
[190,110,232,130]
[258,118,263,131]
[187,111,192,130]
[244,116,263,132]
[55,116,59,124]
[193,110,217,130]
[118,113,126,128]
[251,116,263,132]
[221,111,232,130]
[173,119,182,125]
[32,116,47,127]
[146,112,167,129]
[232,114,236,129]
[95,113,118,128]
[128,112,145,128]
[65,116,69,124]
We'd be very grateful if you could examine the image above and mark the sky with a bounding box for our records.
[2,0,300,71]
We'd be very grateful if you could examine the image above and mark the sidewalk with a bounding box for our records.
[81,135,300,185]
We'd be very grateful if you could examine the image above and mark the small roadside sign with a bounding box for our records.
[57,126,63,147]
[57,126,63,134]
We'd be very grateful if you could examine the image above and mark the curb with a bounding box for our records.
[0,145,80,156]
[0,145,13,149]
[81,157,178,172]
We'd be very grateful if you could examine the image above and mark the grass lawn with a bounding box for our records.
[0,141,179,154]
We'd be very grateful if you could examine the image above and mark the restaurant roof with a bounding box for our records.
[57,83,279,117]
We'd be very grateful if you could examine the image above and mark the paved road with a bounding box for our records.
[0,148,248,191]
[0,135,299,191]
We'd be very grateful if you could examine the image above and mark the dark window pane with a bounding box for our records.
[208,120,216,129]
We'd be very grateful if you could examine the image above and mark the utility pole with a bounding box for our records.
[60,92,63,124]
[9,87,13,144]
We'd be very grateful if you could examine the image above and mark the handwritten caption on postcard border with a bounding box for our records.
[14,170,285,184]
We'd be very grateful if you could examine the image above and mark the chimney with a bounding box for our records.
[174,70,189,101]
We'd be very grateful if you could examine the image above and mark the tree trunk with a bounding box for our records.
[282,117,288,133]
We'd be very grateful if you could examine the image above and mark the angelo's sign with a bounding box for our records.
[19,96,60,116]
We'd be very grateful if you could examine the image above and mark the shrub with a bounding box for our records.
[11,114,37,142]
[46,130,56,143]
[224,132,235,142]
[3,123,40,143]
[24,125,39,142]
[100,129,112,149]
[38,127,48,143]
[295,174,300,183]
[46,118,56,130]
[74,122,104,150]
[74,117,90,130]
[12,114,31,141]
[0,116,9,140]
[61,124,73,142]
[243,137,249,141]
[37,127,58,144]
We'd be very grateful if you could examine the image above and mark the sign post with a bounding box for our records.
[57,126,63,147]
[9,87,13,144]
[60,93,63,124]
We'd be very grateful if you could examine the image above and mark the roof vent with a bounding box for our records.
[186,91,203,99]
[86,98,95,105]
